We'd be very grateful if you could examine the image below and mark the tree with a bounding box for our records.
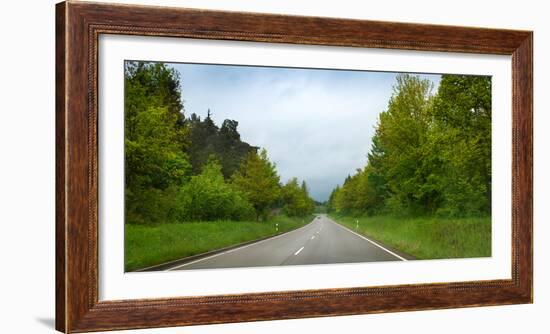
[327,185,340,213]
[187,112,257,178]
[373,74,436,214]
[428,74,492,216]
[178,159,254,221]
[232,149,281,220]
[301,180,316,214]
[125,61,185,130]
[281,178,315,217]
[187,110,219,175]
[124,61,191,224]
[365,134,389,213]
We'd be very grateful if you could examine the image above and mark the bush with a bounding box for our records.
[178,159,255,221]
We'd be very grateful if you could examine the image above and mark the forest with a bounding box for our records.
[125,61,315,225]
[328,74,491,217]
[124,61,315,270]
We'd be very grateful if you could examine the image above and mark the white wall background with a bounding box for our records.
[0,0,546,333]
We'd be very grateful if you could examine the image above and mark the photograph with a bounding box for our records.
[124,60,492,272]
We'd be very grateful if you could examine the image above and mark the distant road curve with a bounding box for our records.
[167,214,408,271]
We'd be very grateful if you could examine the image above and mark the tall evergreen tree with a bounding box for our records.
[187,111,257,177]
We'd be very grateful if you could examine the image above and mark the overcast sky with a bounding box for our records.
[170,62,441,202]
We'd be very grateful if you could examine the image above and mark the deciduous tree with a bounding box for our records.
[232,149,281,220]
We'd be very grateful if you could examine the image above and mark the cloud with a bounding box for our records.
[171,63,440,201]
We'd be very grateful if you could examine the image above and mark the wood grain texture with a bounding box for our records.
[55,1,533,332]
[55,2,67,332]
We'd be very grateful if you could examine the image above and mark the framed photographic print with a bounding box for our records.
[56,1,532,332]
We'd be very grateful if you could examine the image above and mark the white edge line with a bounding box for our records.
[328,219,408,261]
[167,218,318,270]
[294,246,305,256]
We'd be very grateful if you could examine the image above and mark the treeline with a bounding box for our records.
[125,61,315,224]
[328,74,491,217]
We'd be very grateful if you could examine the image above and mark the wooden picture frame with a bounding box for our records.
[56,1,532,332]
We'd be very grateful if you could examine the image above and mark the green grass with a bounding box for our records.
[125,215,313,271]
[330,214,491,260]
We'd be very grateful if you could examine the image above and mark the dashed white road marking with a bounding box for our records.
[294,246,305,256]
[167,219,316,270]
[311,236,315,240]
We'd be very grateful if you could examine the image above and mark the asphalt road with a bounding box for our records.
[167,214,406,270]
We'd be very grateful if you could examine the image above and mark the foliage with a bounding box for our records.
[125,62,191,224]
[124,61,316,225]
[330,167,381,215]
[281,178,315,217]
[232,149,282,220]
[187,111,257,178]
[429,75,492,216]
[328,74,491,217]
[177,159,255,221]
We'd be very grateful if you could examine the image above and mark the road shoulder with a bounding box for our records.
[327,216,416,261]
[134,219,317,272]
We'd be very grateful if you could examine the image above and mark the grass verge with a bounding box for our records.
[125,215,313,271]
[330,214,491,260]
